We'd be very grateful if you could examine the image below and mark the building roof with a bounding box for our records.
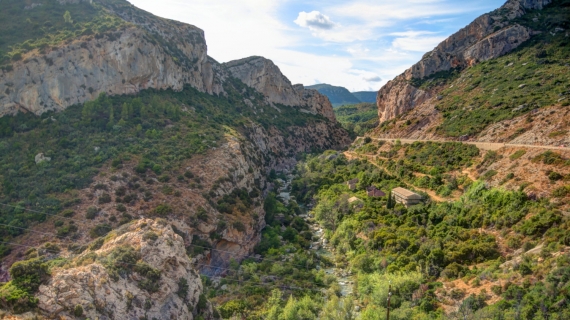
[347,178,359,184]
[392,187,422,200]
[367,186,386,197]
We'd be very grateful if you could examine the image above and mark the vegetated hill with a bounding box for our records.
[0,0,351,318]
[351,91,378,103]
[374,0,569,143]
[334,103,379,137]
[306,83,361,107]
[285,145,570,319]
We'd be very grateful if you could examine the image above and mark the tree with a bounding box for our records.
[121,103,129,120]
[63,11,73,24]
[320,295,355,320]
[387,191,395,209]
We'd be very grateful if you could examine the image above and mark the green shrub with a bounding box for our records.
[152,204,172,216]
[98,193,112,204]
[176,278,189,300]
[89,224,111,238]
[73,304,83,317]
[509,150,526,161]
[61,209,75,217]
[89,238,105,251]
[232,221,246,232]
[219,300,248,319]
[9,258,49,293]
[86,206,99,219]
[143,231,158,242]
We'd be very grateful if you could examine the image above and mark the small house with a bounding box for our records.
[346,178,359,190]
[392,187,422,207]
[366,186,386,198]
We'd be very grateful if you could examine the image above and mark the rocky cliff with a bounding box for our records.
[0,0,222,117]
[377,0,552,123]
[0,0,351,317]
[224,56,337,122]
[36,219,211,319]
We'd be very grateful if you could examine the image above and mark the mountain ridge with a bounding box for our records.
[376,0,556,123]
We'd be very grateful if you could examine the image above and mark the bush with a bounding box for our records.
[89,238,105,251]
[98,193,112,204]
[86,206,99,219]
[177,278,189,300]
[61,209,75,217]
[510,150,526,161]
[219,300,248,318]
[232,221,246,232]
[89,224,111,238]
[152,204,172,216]
[73,304,83,317]
[143,231,158,242]
[9,258,49,293]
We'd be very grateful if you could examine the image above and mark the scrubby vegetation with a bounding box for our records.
[333,103,378,137]
[281,151,570,319]
[414,0,570,138]
[0,74,329,255]
[0,0,128,69]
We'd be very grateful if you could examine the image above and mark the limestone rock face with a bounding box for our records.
[377,81,431,123]
[36,219,208,320]
[224,56,337,121]
[377,0,551,122]
[0,1,221,117]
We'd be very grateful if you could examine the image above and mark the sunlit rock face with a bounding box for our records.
[376,0,552,123]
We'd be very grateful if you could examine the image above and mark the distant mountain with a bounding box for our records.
[352,91,377,103]
[306,84,361,107]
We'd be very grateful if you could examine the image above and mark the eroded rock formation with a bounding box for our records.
[224,56,337,121]
[37,219,211,319]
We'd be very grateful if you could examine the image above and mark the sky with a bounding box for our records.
[128,0,505,92]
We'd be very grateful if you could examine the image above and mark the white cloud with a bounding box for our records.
[363,75,382,82]
[391,30,447,52]
[294,11,337,30]
[125,0,501,91]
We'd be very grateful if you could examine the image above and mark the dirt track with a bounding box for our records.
[367,136,570,152]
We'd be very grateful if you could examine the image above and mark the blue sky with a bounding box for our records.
[129,0,505,92]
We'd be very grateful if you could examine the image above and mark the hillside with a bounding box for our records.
[374,0,569,144]
[306,83,361,107]
[334,103,379,136]
[0,0,351,318]
[351,91,377,103]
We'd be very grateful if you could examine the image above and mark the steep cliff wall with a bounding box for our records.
[224,56,337,122]
[0,0,221,117]
[377,0,553,123]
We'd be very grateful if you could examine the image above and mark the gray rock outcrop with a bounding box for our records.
[377,0,552,122]
[0,0,221,117]
[224,56,337,121]
[36,219,209,319]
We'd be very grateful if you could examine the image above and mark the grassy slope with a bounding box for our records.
[0,0,128,69]
[397,0,570,138]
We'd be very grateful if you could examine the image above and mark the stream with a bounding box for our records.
[278,173,353,297]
